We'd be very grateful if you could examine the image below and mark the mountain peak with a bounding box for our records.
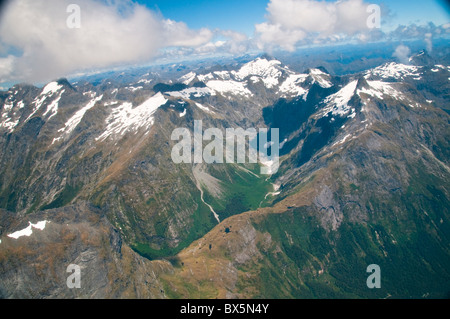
[56,78,76,91]
[233,57,283,88]
[409,49,434,66]
[315,66,330,74]
[355,75,370,90]
[261,53,281,61]
[302,67,329,75]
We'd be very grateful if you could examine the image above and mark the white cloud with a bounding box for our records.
[392,44,411,64]
[255,0,379,51]
[163,19,213,47]
[255,22,306,52]
[0,55,15,79]
[0,0,213,83]
[174,30,251,57]
[220,30,250,54]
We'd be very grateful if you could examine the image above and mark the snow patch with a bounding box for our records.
[322,80,358,116]
[43,90,65,120]
[137,78,152,85]
[83,91,96,98]
[3,100,13,112]
[358,80,423,108]
[166,87,215,99]
[96,92,167,141]
[53,95,103,144]
[358,81,405,102]
[309,69,333,88]
[7,221,48,239]
[348,109,356,118]
[126,86,143,92]
[26,82,63,121]
[0,116,19,132]
[366,62,421,80]
[250,76,260,83]
[213,71,232,80]
[333,134,352,146]
[42,82,63,96]
[197,73,215,82]
[279,73,308,97]
[179,72,196,85]
[195,102,215,114]
[206,80,252,96]
[1,99,24,132]
[104,100,118,106]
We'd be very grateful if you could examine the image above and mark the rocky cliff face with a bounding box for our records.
[0,52,449,298]
[0,202,172,298]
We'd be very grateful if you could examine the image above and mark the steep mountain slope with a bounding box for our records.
[161,68,450,299]
[0,53,449,298]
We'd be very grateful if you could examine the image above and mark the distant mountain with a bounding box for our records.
[0,50,449,298]
[409,49,435,66]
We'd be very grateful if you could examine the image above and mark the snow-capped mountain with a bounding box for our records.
[169,57,334,100]
[6,55,442,145]
[0,51,449,299]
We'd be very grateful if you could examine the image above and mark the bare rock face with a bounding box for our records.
[0,202,171,298]
[313,185,343,231]
[233,221,260,264]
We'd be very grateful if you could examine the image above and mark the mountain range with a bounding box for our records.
[0,48,449,298]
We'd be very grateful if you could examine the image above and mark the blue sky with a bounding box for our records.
[139,0,450,35]
[140,0,268,35]
[381,0,449,28]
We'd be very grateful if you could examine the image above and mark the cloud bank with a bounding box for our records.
[0,0,213,83]
[392,44,411,64]
[255,0,381,51]
[254,0,449,54]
